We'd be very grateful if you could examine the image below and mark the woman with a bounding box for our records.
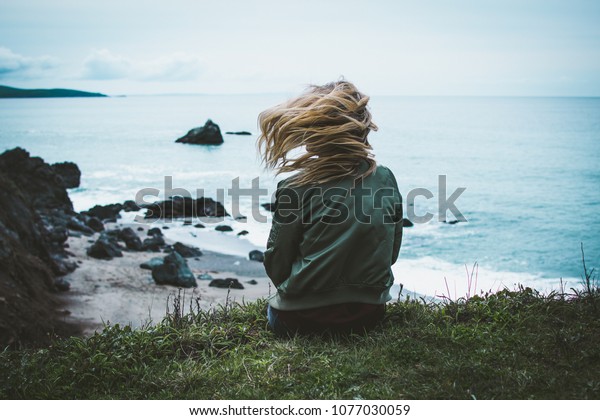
[258,80,403,336]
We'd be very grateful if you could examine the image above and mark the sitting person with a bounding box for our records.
[257,80,403,336]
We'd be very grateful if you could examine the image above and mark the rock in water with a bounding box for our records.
[209,278,244,289]
[225,131,252,135]
[151,251,197,288]
[249,250,264,262]
[173,242,203,258]
[175,119,224,145]
[143,196,229,220]
[402,218,414,227]
[51,162,81,189]
[215,225,233,232]
[261,202,275,212]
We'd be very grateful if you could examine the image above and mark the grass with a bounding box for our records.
[1,280,599,399]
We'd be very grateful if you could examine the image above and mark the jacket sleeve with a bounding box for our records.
[388,170,403,265]
[263,181,303,286]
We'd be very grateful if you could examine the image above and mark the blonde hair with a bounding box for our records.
[257,80,378,187]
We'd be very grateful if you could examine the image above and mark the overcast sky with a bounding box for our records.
[1,0,599,96]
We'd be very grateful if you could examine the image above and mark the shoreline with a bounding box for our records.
[58,221,272,336]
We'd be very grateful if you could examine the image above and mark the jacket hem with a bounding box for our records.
[268,285,393,311]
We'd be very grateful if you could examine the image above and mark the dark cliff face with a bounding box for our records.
[0,148,81,347]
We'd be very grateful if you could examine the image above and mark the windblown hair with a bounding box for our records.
[257,80,378,187]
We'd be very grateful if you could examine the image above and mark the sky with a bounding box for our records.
[1,0,599,96]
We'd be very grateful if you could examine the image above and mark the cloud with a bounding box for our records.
[82,49,202,81]
[0,47,59,77]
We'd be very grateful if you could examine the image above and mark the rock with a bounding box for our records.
[151,252,197,288]
[163,245,173,253]
[118,227,143,251]
[198,273,213,280]
[215,225,233,232]
[247,279,258,285]
[143,196,229,220]
[51,162,81,189]
[122,200,141,212]
[85,216,104,232]
[142,235,165,252]
[136,227,144,231]
[225,131,252,135]
[209,278,244,289]
[175,119,224,145]
[163,226,169,229]
[173,242,203,258]
[54,278,71,292]
[183,220,192,226]
[261,202,275,212]
[402,219,414,227]
[237,230,249,236]
[66,216,94,235]
[87,233,123,260]
[443,219,460,225]
[83,203,123,221]
[194,223,205,228]
[249,250,264,262]
[147,227,163,237]
[140,257,164,270]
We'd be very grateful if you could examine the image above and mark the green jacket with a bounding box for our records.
[264,161,403,310]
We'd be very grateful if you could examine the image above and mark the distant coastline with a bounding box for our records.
[0,85,107,99]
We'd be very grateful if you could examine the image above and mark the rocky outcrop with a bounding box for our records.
[51,162,81,189]
[143,196,229,220]
[151,252,197,288]
[175,119,224,145]
[0,147,82,347]
[82,203,123,222]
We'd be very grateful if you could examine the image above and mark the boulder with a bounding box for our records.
[173,242,203,258]
[209,278,244,289]
[142,235,165,252]
[87,233,123,260]
[194,223,205,228]
[151,252,197,288]
[51,162,81,189]
[147,227,163,237]
[122,200,141,212]
[215,225,233,232]
[83,203,123,221]
[143,196,229,220]
[85,216,104,232]
[175,119,224,145]
[118,227,143,251]
[237,230,249,236]
[249,250,264,262]
[402,219,414,227]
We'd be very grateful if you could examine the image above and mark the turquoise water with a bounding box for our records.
[1,95,598,296]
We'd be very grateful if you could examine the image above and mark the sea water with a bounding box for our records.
[1,94,599,298]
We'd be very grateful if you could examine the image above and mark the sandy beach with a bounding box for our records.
[58,221,272,336]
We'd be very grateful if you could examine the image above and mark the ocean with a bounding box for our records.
[1,94,599,298]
